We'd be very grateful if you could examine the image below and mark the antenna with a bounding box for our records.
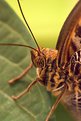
[0,43,39,53]
[17,0,40,52]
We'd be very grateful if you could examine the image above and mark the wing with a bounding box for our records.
[62,92,81,121]
[56,0,81,66]
[56,1,81,121]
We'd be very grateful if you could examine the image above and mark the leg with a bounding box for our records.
[74,85,80,111]
[45,84,67,121]
[12,78,38,100]
[8,63,33,84]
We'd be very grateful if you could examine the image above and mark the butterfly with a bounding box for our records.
[0,0,81,121]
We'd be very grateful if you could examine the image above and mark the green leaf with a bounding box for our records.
[0,1,55,121]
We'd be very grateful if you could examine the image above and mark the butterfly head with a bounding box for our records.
[31,48,58,68]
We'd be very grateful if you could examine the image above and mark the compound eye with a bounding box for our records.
[31,50,46,68]
[39,59,45,67]
[36,57,45,68]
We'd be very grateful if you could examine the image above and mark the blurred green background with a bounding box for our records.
[5,0,77,121]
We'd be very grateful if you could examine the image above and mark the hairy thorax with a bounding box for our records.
[31,47,81,97]
[36,48,67,96]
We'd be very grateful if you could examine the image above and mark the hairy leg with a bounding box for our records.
[45,85,67,121]
[8,63,33,84]
[12,78,38,100]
